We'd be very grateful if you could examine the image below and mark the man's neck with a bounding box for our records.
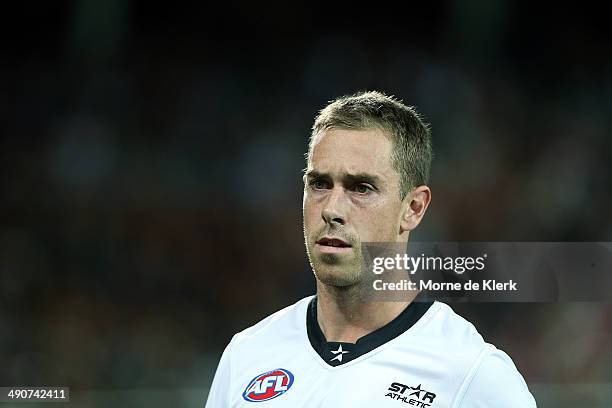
[315,281,419,344]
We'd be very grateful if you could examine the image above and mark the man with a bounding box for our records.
[205,91,537,407]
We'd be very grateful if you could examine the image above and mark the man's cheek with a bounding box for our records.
[364,222,391,242]
[305,204,324,224]
[303,212,315,231]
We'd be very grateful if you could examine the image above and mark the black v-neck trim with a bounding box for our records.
[306,292,433,367]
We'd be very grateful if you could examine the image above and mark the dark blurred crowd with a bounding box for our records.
[1,2,611,406]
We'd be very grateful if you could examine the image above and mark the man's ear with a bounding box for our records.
[400,185,432,233]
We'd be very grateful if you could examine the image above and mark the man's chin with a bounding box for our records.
[313,264,362,288]
[318,252,346,265]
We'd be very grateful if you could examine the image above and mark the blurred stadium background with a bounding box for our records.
[2,1,611,407]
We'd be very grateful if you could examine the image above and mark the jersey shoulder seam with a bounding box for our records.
[450,344,496,408]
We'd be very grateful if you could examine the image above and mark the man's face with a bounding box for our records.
[303,128,406,287]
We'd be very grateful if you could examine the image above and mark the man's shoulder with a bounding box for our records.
[421,302,536,406]
[231,295,313,346]
[418,301,486,348]
[404,301,495,372]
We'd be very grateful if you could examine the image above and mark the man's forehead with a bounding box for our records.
[308,128,394,175]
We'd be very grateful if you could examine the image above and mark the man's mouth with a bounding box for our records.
[315,236,352,253]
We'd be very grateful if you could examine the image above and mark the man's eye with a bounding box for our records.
[354,184,372,194]
[311,179,330,190]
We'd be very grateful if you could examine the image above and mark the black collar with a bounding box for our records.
[306,292,433,366]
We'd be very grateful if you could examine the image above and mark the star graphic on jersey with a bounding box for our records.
[409,384,423,398]
[329,344,350,362]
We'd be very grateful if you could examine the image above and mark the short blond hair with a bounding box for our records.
[308,91,432,198]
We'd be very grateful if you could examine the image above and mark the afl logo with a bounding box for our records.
[242,368,294,402]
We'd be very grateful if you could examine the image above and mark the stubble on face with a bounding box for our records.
[302,128,404,290]
[304,223,362,287]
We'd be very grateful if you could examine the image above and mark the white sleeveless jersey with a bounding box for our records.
[205,295,537,407]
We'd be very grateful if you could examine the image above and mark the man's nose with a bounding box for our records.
[321,187,348,225]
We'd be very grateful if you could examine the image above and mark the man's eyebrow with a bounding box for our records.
[343,172,384,186]
[304,170,384,185]
[304,170,326,179]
